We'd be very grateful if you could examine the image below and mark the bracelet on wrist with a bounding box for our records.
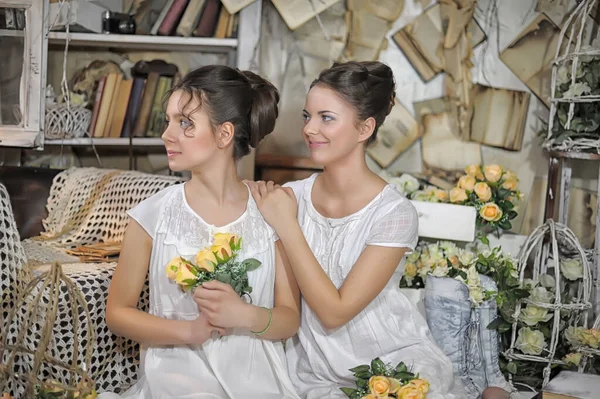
[251,307,272,335]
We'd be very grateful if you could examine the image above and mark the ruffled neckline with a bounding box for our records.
[304,173,393,228]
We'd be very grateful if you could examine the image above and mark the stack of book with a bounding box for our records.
[66,242,121,263]
[141,0,239,38]
[88,70,174,139]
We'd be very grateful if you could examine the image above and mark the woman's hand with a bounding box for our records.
[187,312,226,345]
[246,180,298,233]
[193,280,252,329]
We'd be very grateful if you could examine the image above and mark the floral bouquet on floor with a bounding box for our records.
[341,357,429,399]
[449,164,522,231]
[165,233,261,299]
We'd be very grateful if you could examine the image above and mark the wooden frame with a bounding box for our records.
[0,0,47,148]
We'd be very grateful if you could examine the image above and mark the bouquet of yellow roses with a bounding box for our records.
[449,164,522,231]
[341,357,429,399]
[165,233,261,298]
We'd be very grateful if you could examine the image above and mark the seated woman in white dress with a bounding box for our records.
[101,65,301,399]
[248,61,478,399]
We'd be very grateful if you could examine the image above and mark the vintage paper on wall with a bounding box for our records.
[421,111,482,172]
[346,0,405,23]
[535,0,572,24]
[391,3,486,82]
[344,41,387,62]
[271,0,343,30]
[220,0,257,14]
[366,99,421,168]
[499,14,562,108]
[468,84,531,151]
[348,10,390,49]
[517,176,547,236]
[294,2,348,61]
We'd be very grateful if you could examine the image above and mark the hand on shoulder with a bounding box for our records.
[245,180,298,232]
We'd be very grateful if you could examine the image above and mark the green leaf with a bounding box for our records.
[215,272,231,285]
[349,364,371,373]
[340,387,357,398]
[498,322,512,334]
[487,317,506,330]
[395,362,408,373]
[182,278,197,286]
[507,361,518,374]
[514,288,531,299]
[242,258,262,272]
[394,371,416,382]
[354,371,372,380]
[497,188,510,200]
[499,200,514,210]
[507,210,518,220]
[356,378,368,388]
[371,357,386,376]
[499,220,512,230]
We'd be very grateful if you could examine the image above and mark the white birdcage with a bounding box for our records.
[504,220,592,387]
[543,0,600,153]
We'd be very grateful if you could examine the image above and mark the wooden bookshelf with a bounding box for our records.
[47,32,238,53]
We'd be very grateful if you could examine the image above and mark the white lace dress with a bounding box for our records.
[284,174,466,399]
[98,183,300,399]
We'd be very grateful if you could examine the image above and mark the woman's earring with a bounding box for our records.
[217,142,223,148]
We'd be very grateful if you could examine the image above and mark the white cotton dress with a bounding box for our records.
[98,183,301,399]
[284,174,467,399]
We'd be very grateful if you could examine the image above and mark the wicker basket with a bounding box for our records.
[44,104,92,140]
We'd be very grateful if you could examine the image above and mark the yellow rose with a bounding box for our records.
[502,169,517,181]
[388,378,401,394]
[474,182,492,202]
[433,189,449,202]
[368,376,390,397]
[465,164,484,180]
[405,263,417,278]
[211,242,233,262]
[458,175,476,191]
[397,385,425,399]
[195,248,218,272]
[408,379,430,393]
[484,164,503,182]
[175,263,197,286]
[165,256,187,281]
[361,395,378,399]
[480,203,503,222]
[502,178,519,191]
[449,187,468,203]
[564,352,582,366]
[213,233,241,248]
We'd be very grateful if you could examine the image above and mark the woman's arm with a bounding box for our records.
[194,241,301,340]
[106,220,223,345]
[277,222,407,329]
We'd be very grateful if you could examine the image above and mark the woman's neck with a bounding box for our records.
[318,147,378,197]
[187,159,246,206]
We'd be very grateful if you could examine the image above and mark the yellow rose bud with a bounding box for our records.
[165,256,187,281]
[450,187,468,203]
[397,385,425,399]
[434,189,449,202]
[195,248,217,272]
[175,264,197,286]
[368,376,390,397]
[474,182,492,201]
[405,263,417,278]
[213,233,241,248]
[502,169,517,181]
[502,178,518,191]
[408,379,430,393]
[465,164,484,180]
[388,378,401,394]
[211,243,233,262]
[484,164,503,182]
[458,175,476,191]
[480,202,503,222]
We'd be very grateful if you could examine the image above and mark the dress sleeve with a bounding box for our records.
[126,186,173,240]
[366,199,419,251]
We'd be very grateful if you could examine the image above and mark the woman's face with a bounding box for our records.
[302,84,370,165]
[161,90,220,172]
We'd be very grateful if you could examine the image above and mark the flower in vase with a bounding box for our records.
[465,164,484,180]
[501,178,519,191]
[480,203,503,222]
[450,187,468,203]
[458,249,476,267]
[560,258,583,281]
[483,164,503,183]
[474,182,492,201]
[458,175,476,191]
[515,327,547,355]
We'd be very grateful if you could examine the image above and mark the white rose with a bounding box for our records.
[467,265,480,283]
[515,327,547,355]
[560,259,584,281]
[562,82,591,98]
[431,262,449,277]
[531,287,554,304]
[406,251,421,264]
[418,263,432,278]
[391,174,420,196]
[564,326,584,346]
[458,249,476,267]
[469,286,485,305]
[557,65,570,85]
[519,305,553,326]
[439,241,457,252]
[539,274,555,289]
[411,190,432,202]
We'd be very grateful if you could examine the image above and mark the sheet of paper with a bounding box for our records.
[272,0,343,30]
